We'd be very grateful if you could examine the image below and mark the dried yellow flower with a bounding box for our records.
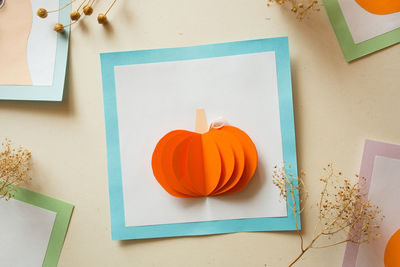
[70,10,81,21]
[97,13,108,24]
[267,0,320,20]
[37,0,118,32]
[83,5,94,15]
[54,23,65,33]
[37,8,48,18]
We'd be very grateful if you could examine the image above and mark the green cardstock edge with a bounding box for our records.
[10,186,74,267]
[322,0,400,62]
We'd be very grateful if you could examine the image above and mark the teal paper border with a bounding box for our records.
[0,0,70,101]
[322,0,400,62]
[100,37,300,240]
[10,186,74,267]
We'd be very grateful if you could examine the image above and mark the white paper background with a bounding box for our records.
[114,52,287,227]
[338,0,400,44]
[355,156,400,267]
[0,198,56,267]
[27,0,58,86]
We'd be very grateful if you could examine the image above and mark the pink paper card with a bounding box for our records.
[343,139,400,267]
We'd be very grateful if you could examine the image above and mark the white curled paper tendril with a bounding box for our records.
[210,117,228,129]
[0,0,4,8]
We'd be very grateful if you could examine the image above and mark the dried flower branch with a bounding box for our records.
[0,139,32,199]
[267,0,320,20]
[273,164,383,267]
[37,0,117,33]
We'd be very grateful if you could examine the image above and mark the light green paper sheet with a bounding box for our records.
[322,0,400,61]
[11,186,74,267]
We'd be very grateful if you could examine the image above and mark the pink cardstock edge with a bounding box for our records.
[342,139,400,267]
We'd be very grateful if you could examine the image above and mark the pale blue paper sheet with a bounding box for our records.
[100,37,300,240]
[0,0,70,101]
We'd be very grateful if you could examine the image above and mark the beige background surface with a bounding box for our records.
[1,0,399,266]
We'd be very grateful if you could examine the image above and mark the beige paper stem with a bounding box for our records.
[195,109,208,134]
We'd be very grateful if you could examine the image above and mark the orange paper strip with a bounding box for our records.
[172,134,202,196]
[161,132,200,196]
[207,130,235,193]
[217,126,257,196]
[152,130,193,198]
[186,134,221,196]
[209,129,243,195]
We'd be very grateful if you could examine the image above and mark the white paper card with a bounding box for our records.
[338,0,400,44]
[0,198,56,267]
[355,156,400,267]
[114,52,287,227]
[27,0,58,86]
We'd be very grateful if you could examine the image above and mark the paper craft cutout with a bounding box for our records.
[342,140,400,267]
[1,197,55,267]
[152,109,257,197]
[323,0,400,61]
[101,37,299,240]
[0,0,59,86]
[385,229,400,267]
[0,0,69,101]
[0,0,33,85]
[355,0,400,15]
[0,186,73,267]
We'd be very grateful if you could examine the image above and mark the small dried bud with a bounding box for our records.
[70,10,81,21]
[97,13,108,24]
[54,23,65,33]
[298,3,304,8]
[37,8,48,18]
[83,5,94,15]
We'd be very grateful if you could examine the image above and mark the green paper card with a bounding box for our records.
[323,0,400,61]
[0,186,73,267]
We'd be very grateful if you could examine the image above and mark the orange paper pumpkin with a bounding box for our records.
[355,0,400,15]
[152,109,257,198]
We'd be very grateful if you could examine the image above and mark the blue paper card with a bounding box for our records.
[101,37,300,240]
[0,0,70,101]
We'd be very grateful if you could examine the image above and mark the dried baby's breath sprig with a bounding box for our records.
[0,139,32,200]
[267,0,320,20]
[273,164,308,242]
[273,164,383,267]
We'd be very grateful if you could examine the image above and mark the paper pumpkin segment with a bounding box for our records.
[151,109,257,198]
[385,229,400,267]
[355,0,400,15]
